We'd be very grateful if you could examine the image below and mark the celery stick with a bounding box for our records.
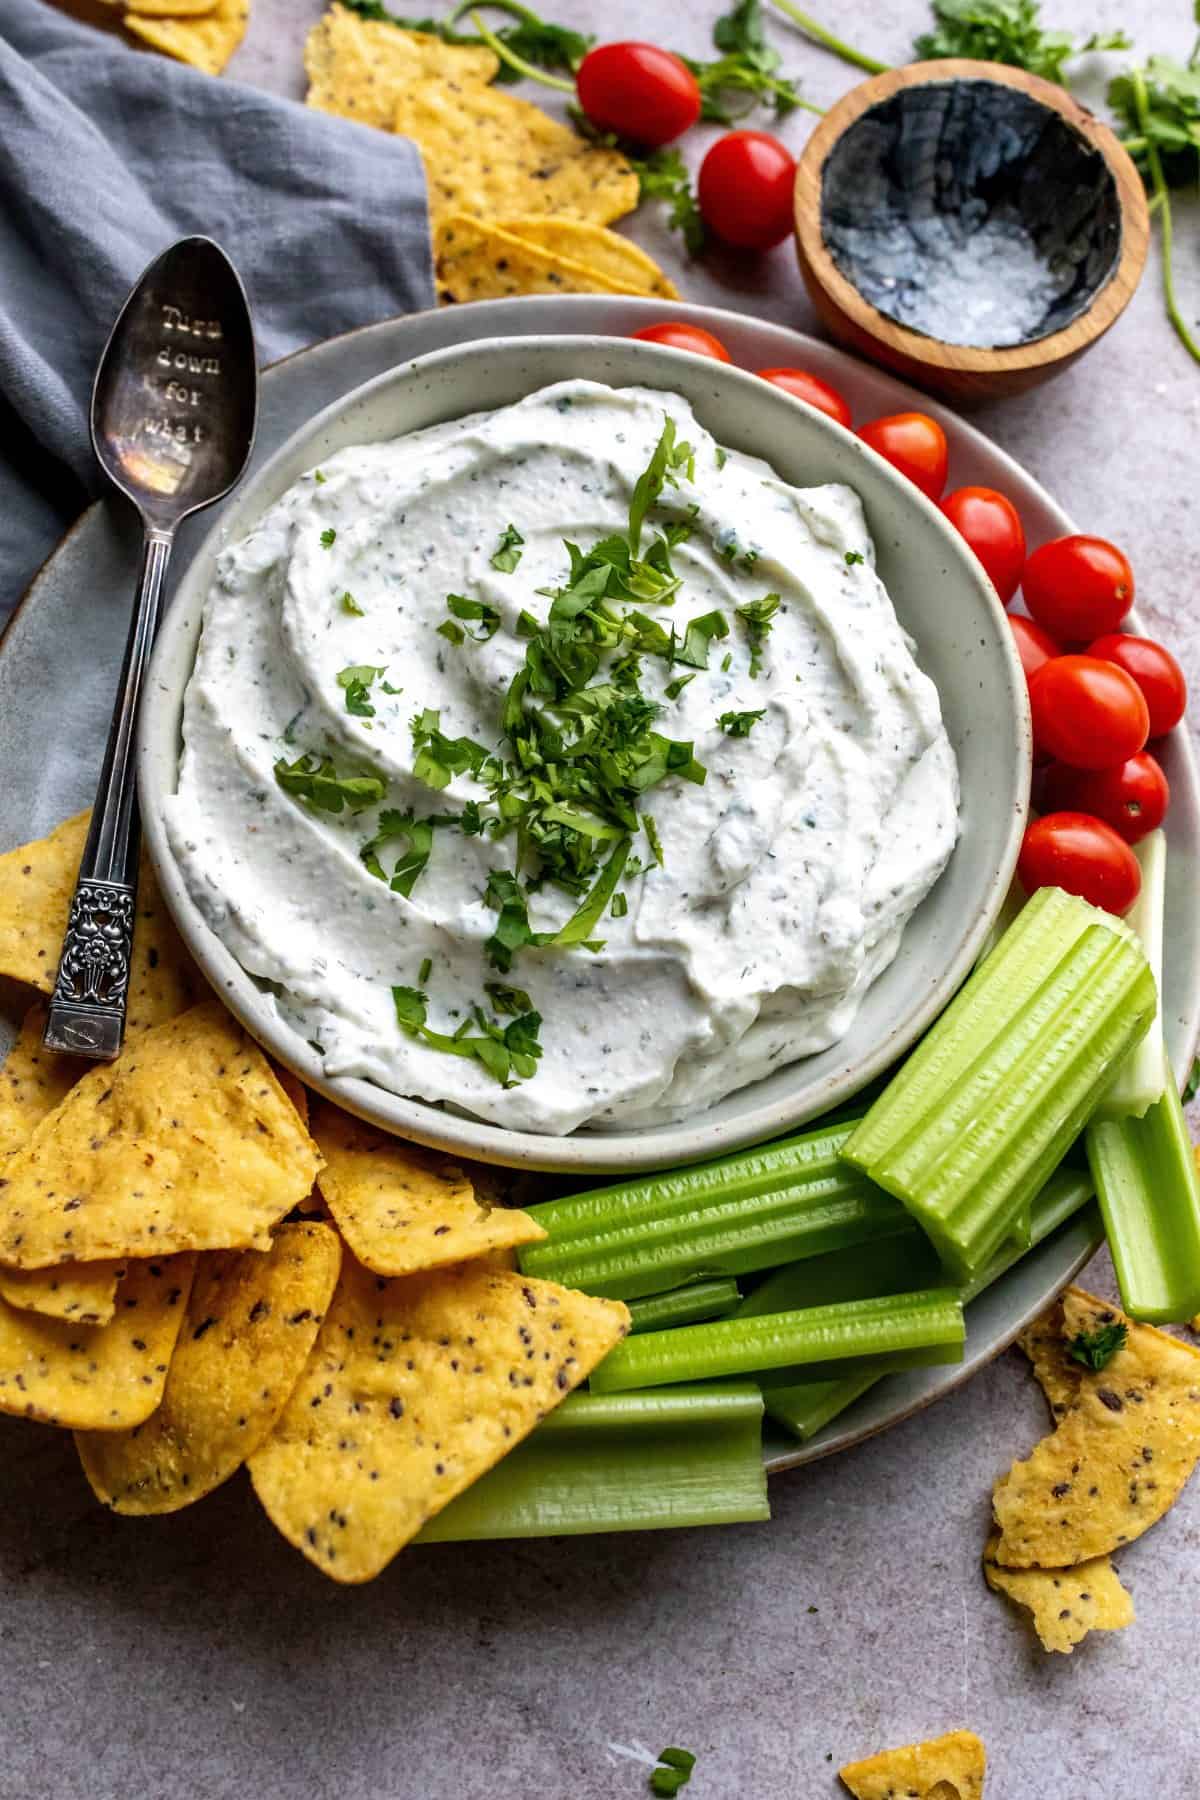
[1096,829,1167,1120]
[519,1118,909,1300]
[844,888,1154,1277]
[629,1279,742,1332]
[589,1289,963,1394]
[736,1227,937,1317]
[764,1371,881,1441]
[1087,1050,1200,1322]
[415,1384,769,1540]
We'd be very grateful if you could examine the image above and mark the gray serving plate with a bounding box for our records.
[4,296,1198,1476]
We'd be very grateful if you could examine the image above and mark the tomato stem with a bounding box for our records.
[1131,67,1200,367]
[467,9,574,89]
[766,0,888,75]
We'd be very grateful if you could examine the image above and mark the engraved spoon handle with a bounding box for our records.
[43,527,174,1058]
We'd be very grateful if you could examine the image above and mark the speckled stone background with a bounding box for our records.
[7,2,1200,1795]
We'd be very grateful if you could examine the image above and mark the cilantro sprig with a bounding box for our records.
[273,751,385,815]
[392,985,543,1087]
[914,0,1128,84]
[441,593,502,643]
[1067,1321,1128,1371]
[736,593,781,678]
[490,523,525,572]
[1110,48,1200,366]
[361,809,461,895]
[649,1748,697,1797]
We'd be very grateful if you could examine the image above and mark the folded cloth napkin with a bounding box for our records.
[0,0,435,621]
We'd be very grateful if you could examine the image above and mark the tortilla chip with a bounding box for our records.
[0,811,198,1032]
[0,1000,322,1269]
[992,1286,1200,1568]
[0,1253,195,1429]
[249,1258,628,1582]
[0,1260,125,1327]
[983,1531,1133,1654]
[272,1065,309,1129]
[394,85,637,225]
[839,1730,985,1800]
[311,1100,545,1276]
[121,0,220,14]
[494,217,679,297]
[305,4,498,129]
[1018,1295,1085,1420]
[436,212,651,303]
[124,0,248,73]
[77,1222,342,1513]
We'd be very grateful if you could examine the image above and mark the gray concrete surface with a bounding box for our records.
[8,1,1200,1795]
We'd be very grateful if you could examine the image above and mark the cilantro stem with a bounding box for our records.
[1131,66,1200,367]
[766,0,887,74]
[468,8,574,88]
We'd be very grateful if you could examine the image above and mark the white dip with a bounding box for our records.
[167,380,960,1135]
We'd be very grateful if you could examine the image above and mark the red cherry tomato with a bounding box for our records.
[1018,813,1141,915]
[757,368,852,428]
[1086,633,1187,738]
[1028,655,1149,770]
[1041,752,1169,845]
[631,322,732,362]
[1007,613,1062,682]
[576,43,701,148]
[940,486,1026,603]
[697,131,797,251]
[1021,535,1134,640]
[858,412,949,501]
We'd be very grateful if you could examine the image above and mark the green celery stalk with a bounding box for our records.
[763,1167,1096,1440]
[519,1118,909,1300]
[629,1279,742,1332]
[589,1289,963,1394]
[736,1226,938,1316]
[844,887,1154,1277]
[1086,1049,1200,1323]
[1095,829,1167,1120]
[414,1384,769,1540]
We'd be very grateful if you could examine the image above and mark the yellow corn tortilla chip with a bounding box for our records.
[119,0,220,14]
[436,212,650,303]
[0,810,198,1032]
[311,1100,545,1276]
[272,1065,309,1129]
[77,1222,341,1513]
[124,0,248,73]
[305,4,498,129]
[983,1531,1133,1654]
[1018,1294,1086,1420]
[0,1253,195,1429]
[839,1730,986,1800]
[394,85,637,225]
[0,1000,322,1269]
[993,1286,1200,1568]
[250,1258,629,1582]
[494,217,679,297]
[0,1002,122,1323]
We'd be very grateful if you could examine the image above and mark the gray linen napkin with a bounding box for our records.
[0,0,435,620]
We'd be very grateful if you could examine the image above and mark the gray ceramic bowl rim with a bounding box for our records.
[138,332,1032,1173]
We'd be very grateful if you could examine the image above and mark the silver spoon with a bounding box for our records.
[43,237,257,1059]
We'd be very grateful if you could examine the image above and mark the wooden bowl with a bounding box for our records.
[793,59,1150,402]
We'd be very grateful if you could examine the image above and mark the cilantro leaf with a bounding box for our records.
[650,1748,696,1796]
[391,983,543,1087]
[687,0,807,123]
[844,550,865,566]
[629,417,694,552]
[446,593,502,641]
[410,708,495,791]
[719,708,765,736]
[360,808,459,896]
[341,590,364,615]
[274,751,385,815]
[483,869,536,972]
[1109,55,1200,365]
[490,523,525,572]
[319,527,336,549]
[631,148,705,255]
[1067,1322,1128,1371]
[337,663,387,718]
[736,592,781,678]
[484,979,535,1015]
[676,609,730,669]
[914,0,1128,85]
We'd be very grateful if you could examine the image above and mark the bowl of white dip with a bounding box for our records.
[139,335,1030,1173]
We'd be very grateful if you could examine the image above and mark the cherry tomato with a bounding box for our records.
[697,131,797,251]
[858,412,948,502]
[576,43,701,148]
[1007,613,1062,683]
[1086,632,1187,738]
[1028,655,1149,770]
[940,486,1026,604]
[631,322,732,362]
[1041,752,1169,845]
[1018,813,1141,915]
[757,368,852,428]
[1021,535,1134,640]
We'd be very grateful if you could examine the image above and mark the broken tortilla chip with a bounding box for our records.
[311,1100,545,1277]
[0,1254,195,1430]
[839,1730,986,1800]
[436,212,651,303]
[249,1257,628,1582]
[272,1065,309,1129]
[305,4,498,129]
[993,1286,1200,1568]
[0,1000,322,1269]
[114,0,221,14]
[77,1222,341,1513]
[124,0,248,73]
[1018,1295,1086,1421]
[394,83,637,225]
[494,216,679,297]
[983,1530,1133,1654]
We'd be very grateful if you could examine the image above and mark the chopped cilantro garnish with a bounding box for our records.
[650,1748,696,1796]
[720,651,732,672]
[391,984,542,1087]
[844,550,865,566]
[1067,1322,1128,1371]
[676,609,730,670]
[409,709,495,792]
[360,808,459,896]
[629,417,694,552]
[719,709,765,737]
[490,523,525,572]
[715,445,728,469]
[319,527,336,549]
[446,593,501,641]
[643,814,664,866]
[313,469,326,484]
[337,663,386,718]
[484,979,535,1015]
[274,751,384,815]
[341,590,364,615]
[611,891,628,919]
[418,956,433,986]
[437,620,465,645]
[664,671,696,701]
[736,592,781,678]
